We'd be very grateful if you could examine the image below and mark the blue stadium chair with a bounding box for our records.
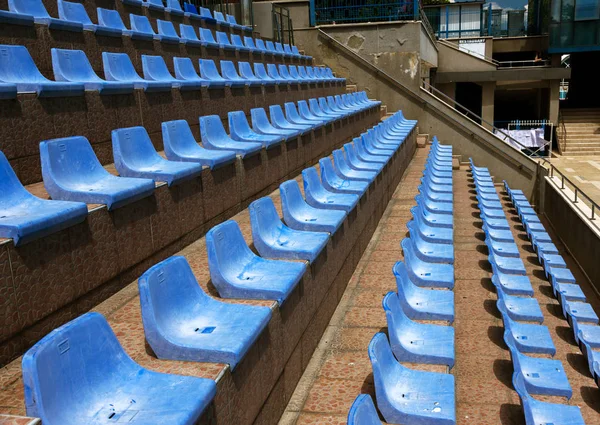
[302,167,359,212]
[414,197,453,228]
[227,14,250,31]
[309,98,339,120]
[363,131,396,153]
[487,250,527,276]
[103,52,171,92]
[97,8,139,37]
[350,137,390,164]
[332,149,377,182]
[297,100,328,125]
[560,296,599,324]
[57,0,119,36]
[255,39,274,56]
[215,31,236,51]
[347,394,382,425]
[22,312,217,425]
[393,261,454,322]
[230,34,251,52]
[165,0,185,16]
[415,192,452,216]
[284,102,321,129]
[278,64,298,83]
[269,104,311,135]
[143,0,165,11]
[407,221,454,264]
[243,36,259,52]
[179,24,204,47]
[51,48,134,95]
[284,43,300,58]
[319,157,368,196]
[491,263,534,296]
[298,66,317,83]
[156,19,181,44]
[266,64,287,84]
[128,14,158,41]
[580,338,600,384]
[292,45,312,60]
[358,134,395,158]
[482,223,514,242]
[250,107,298,141]
[484,235,520,258]
[220,60,251,87]
[0,83,17,99]
[162,120,236,169]
[200,115,262,157]
[288,65,309,84]
[198,6,216,23]
[199,28,220,49]
[275,42,291,58]
[569,312,600,347]
[512,372,584,425]
[249,197,329,263]
[327,96,352,116]
[206,220,306,304]
[409,206,453,245]
[0,45,84,97]
[402,238,454,289]
[40,136,155,210]
[173,57,210,87]
[138,256,271,369]
[142,55,202,90]
[494,278,543,323]
[504,331,571,398]
[548,267,586,301]
[280,180,346,233]
[9,0,82,31]
[419,183,453,204]
[253,63,278,85]
[0,151,87,246]
[265,40,282,56]
[369,333,456,425]
[199,59,229,88]
[498,301,556,355]
[112,126,202,186]
[213,10,230,27]
[384,292,455,368]
[238,62,264,85]
[181,2,202,20]
[307,67,325,82]
[229,110,284,148]
[0,6,34,26]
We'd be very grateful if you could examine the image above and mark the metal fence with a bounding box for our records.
[273,5,294,45]
[312,0,419,25]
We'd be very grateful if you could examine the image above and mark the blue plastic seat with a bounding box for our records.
[230,34,251,52]
[128,14,158,41]
[112,126,202,186]
[332,149,377,182]
[199,59,230,88]
[488,250,527,276]
[142,55,202,90]
[275,42,290,57]
[265,40,282,56]
[57,1,119,36]
[156,19,181,44]
[270,105,310,135]
[358,135,394,158]
[227,14,250,31]
[138,256,271,369]
[415,192,452,216]
[289,66,309,84]
[199,28,219,49]
[369,333,456,425]
[548,267,586,301]
[0,8,34,26]
[570,313,600,347]
[407,221,454,264]
[348,394,382,425]
[198,6,216,23]
[293,45,311,60]
[182,2,202,19]
[179,24,204,47]
[40,136,155,210]
[102,52,171,92]
[244,36,259,52]
[482,223,514,242]
[143,0,165,11]
[216,31,236,51]
[22,312,217,425]
[255,39,273,56]
[9,0,82,31]
[309,98,337,120]
[229,110,284,148]
[344,143,385,172]
[254,63,279,85]
[162,120,236,169]
[498,301,556,355]
[173,57,210,87]
[51,48,134,95]
[410,207,453,245]
[512,372,584,425]
[284,43,300,58]
[206,220,306,304]
[213,10,230,27]
[0,151,88,246]
[494,282,543,323]
[238,62,263,85]
[266,64,287,84]
[299,100,329,125]
[302,167,359,212]
[278,64,299,84]
[384,292,455,368]
[219,60,251,88]
[285,102,322,129]
[165,0,185,16]
[200,115,262,158]
[393,261,454,322]
[249,197,329,263]
[0,45,84,97]
[0,82,17,99]
[580,338,600,386]
[319,157,369,196]
[420,183,453,204]
[491,263,534,296]
[250,107,298,140]
[402,238,454,289]
[280,180,346,233]
[97,8,138,37]
[560,297,599,324]
[414,199,453,229]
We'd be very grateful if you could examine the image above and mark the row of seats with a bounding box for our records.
[470,160,586,425]
[0,91,375,245]
[504,180,600,389]
[0,44,336,98]
[0,0,251,33]
[19,104,405,425]
[348,139,457,425]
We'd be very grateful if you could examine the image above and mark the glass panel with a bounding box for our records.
[561,0,575,21]
[551,0,562,22]
[559,21,574,46]
[574,0,600,20]
[573,20,596,43]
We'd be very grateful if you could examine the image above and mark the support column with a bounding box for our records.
[481,81,495,130]
[549,79,560,125]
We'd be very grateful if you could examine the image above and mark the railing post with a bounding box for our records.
[487,3,492,36]
[309,0,315,26]
[413,0,419,21]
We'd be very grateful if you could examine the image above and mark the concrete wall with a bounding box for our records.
[438,41,497,73]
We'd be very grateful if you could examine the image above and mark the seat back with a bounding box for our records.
[213,10,226,22]
[0,151,31,203]
[220,60,241,80]
[302,167,327,199]
[199,7,213,20]
[248,197,283,246]
[231,34,245,48]
[229,110,253,138]
[112,126,162,172]
[292,45,301,55]
[392,261,415,299]
[238,62,256,80]
[227,14,238,25]
[0,45,47,84]
[51,48,99,82]
[205,220,256,281]
[142,55,174,81]
[97,8,127,30]
[347,394,382,425]
[269,104,291,126]
[102,52,142,82]
[255,39,268,51]
[166,0,183,12]
[368,333,403,395]
[503,330,524,372]
[57,0,92,24]
[21,312,139,423]
[130,14,156,35]
[254,63,270,80]
[199,59,223,80]
[288,65,300,79]
[183,2,198,14]
[265,40,277,52]
[199,28,217,43]
[216,31,232,47]
[250,108,275,133]
[146,0,164,8]
[268,63,283,79]
[275,42,285,53]
[173,57,200,80]
[280,180,308,216]
[285,102,302,121]
[382,291,410,334]
[8,0,50,18]
[284,44,293,55]
[244,36,256,49]
[157,19,179,38]
[319,157,344,186]
[162,119,199,158]
[179,24,200,41]
[200,115,230,144]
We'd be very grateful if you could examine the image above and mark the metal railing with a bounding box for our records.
[272,4,294,44]
[438,39,499,65]
[496,59,550,68]
[312,0,418,25]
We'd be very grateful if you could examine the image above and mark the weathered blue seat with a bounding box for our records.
[332,149,377,182]
[142,55,202,90]
[51,48,134,95]
[482,223,514,242]
[487,250,527,276]
[229,110,284,148]
[213,10,230,27]
[219,60,252,87]
[165,0,185,16]
[285,101,322,129]
[128,14,158,41]
[359,134,394,158]
[227,14,251,31]
[369,333,456,425]
[244,36,259,52]
[327,96,352,116]
[319,157,369,195]
[22,312,217,425]
[250,107,299,140]
[97,8,140,38]
[198,6,216,23]
[182,2,203,19]
[0,151,87,246]
[310,97,339,119]
[280,180,346,233]
[179,24,204,47]
[415,192,452,216]
[498,301,556,355]
[112,126,202,186]
[420,183,453,204]
[293,45,312,60]
[342,144,383,173]
[270,105,310,135]
[490,263,534,296]
[254,63,279,85]
[560,296,599,324]
[495,282,543,323]
[402,238,454,289]
[407,221,454,264]
[200,115,262,158]
[230,34,251,52]
[393,261,454,322]
[205,220,306,304]
[199,59,230,88]
[0,45,84,97]
[215,31,236,51]
[138,256,271,369]
[348,139,388,165]
[570,312,600,348]
[264,64,286,84]
[9,0,82,31]
[299,100,330,124]
[103,52,171,92]
[409,207,453,244]
[255,39,274,56]
[580,338,600,384]
[302,167,359,212]
[279,64,300,83]
[266,40,283,56]
[347,394,382,425]
[57,0,119,36]
[173,57,210,87]
[414,199,453,228]
[156,19,181,44]
[384,292,455,368]
[199,28,220,49]
[162,120,236,169]
[548,267,586,302]
[238,62,263,85]
[249,196,329,263]
[0,8,34,26]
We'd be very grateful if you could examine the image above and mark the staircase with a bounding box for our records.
[559,108,600,156]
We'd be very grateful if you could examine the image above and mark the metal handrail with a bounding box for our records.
[496,59,551,68]
[419,7,437,42]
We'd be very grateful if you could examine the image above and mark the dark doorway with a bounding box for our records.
[563,52,600,109]
[455,82,483,124]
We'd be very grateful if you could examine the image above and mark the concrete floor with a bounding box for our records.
[280,147,600,425]
[548,155,600,207]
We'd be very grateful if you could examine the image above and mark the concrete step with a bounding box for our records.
[566,135,600,141]
[346,85,358,93]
